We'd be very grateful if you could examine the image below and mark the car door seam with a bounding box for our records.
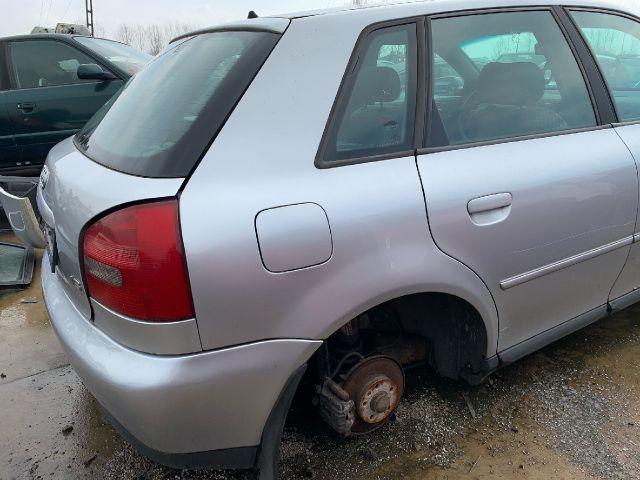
[414,157,501,354]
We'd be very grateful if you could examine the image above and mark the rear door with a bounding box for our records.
[4,38,123,169]
[416,8,638,354]
[0,41,20,172]
[570,9,640,306]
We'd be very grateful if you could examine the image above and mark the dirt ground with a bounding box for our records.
[3,248,640,479]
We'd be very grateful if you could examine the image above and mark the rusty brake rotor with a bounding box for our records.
[341,355,405,434]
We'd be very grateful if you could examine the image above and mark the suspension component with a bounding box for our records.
[314,377,355,436]
[328,316,365,377]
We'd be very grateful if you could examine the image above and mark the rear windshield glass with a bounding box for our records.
[75,31,280,178]
[74,37,151,74]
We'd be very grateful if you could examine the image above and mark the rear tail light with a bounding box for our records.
[82,200,194,322]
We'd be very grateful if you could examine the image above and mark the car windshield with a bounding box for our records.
[74,37,151,74]
[75,31,280,178]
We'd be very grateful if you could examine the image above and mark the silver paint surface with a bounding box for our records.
[43,256,320,452]
[417,129,638,350]
[91,300,202,355]
[255,203,333,273]
[610,124,640,301]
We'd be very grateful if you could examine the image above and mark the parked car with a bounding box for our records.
[0,34,150,175]
[27,0,640,477]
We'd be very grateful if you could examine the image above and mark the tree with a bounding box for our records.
[146,24,164,56]
[114,22,198,55]
[116,24,135,45]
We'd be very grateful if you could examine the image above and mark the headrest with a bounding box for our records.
[352,66,402,106]
[477,62,545,106]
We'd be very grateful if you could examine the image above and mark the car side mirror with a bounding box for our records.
[77,63,117,81]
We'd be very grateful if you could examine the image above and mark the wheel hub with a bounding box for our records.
[342,356,404,434]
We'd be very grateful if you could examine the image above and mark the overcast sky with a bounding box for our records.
[1,0,350,37]
[5,0,640,39]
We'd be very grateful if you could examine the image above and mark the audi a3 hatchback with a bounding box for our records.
[37,0,640,477]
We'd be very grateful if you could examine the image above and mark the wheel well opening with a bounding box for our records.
[311,292,489,385]
[293,293,489,437]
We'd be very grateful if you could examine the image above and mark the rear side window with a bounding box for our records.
[430,11,596,146]
[75,31,280,178]
[571,11,640,122]
[321,24,417,163]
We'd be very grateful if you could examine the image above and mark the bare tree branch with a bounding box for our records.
[116,24,135,45]
[113,22,198,54]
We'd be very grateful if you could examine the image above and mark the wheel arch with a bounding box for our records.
[315,279,500,384]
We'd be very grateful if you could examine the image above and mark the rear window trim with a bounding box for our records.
[316,6,610,169]
[424,6,604,149]
[73,29,283,179]
[417,123,613,156]
[315,16,426,169]
[565,6,640,126]
[418,5,614,156]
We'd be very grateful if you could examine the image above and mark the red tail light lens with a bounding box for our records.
[82,200,194,322]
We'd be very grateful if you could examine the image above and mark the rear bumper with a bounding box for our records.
[42,252,321,465]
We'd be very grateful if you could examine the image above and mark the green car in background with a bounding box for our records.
[0,34,150,175]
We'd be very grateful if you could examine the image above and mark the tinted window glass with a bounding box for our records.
[75,31,279,178]
[10,40,98,89]
[323,24,417,162]
[431,11,596,146]
[571,11,640,121]
[434,54,464,97]
[74,37,151,74]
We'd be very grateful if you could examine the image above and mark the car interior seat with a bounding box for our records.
[464,62,567,141]
[338,65,405,151]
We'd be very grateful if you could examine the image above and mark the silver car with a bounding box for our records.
[35,0,640,477]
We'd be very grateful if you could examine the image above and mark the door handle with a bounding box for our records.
[467,193,513,226]
[17,102,35,114]
[468,193,513,214]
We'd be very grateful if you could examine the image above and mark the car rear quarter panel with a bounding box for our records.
[38,138,184,329]
[180,12,499,356]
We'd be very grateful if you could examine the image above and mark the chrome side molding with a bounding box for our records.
[500,236,633,290]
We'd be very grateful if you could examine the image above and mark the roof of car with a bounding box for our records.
[276,0,638,18]
[0,33,119,43]
[0,33,82,42]
[173,0,639,44]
